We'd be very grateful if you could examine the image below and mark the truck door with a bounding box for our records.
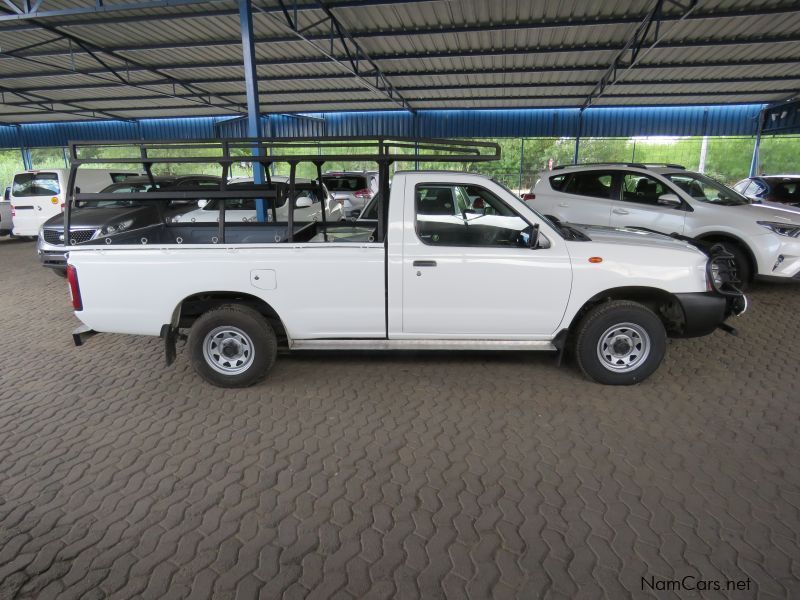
[399,179,572,337]
[10,171,63,237]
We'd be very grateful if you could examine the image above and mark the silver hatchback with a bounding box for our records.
[322,171,379,218]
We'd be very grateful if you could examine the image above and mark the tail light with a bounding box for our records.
[354,189,373,199]
[521,193,536,200]
[66,264,83,311]
[11,207,15,217]
[60,203,65,212]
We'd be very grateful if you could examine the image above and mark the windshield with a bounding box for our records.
[665,172,749,206]
[12,172,60,197]
[323,175,367,192]
[76,181,155,208]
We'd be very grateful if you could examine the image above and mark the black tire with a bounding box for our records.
[574,300,667,385]
[188,304,277,388]
[717,242,752,291]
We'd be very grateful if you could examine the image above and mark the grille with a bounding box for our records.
[43,229,96,245]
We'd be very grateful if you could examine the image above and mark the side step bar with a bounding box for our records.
[290,339,557,351]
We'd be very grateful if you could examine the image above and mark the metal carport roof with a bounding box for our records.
[1,0,799,124]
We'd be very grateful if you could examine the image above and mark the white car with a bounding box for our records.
[528,164,800,284]
[67,170,745,388]
[170,178,343,224]
[9,168,140,237]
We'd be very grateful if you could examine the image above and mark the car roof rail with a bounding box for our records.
[551,162,687,171]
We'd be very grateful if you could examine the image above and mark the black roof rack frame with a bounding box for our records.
[63,136,501,245]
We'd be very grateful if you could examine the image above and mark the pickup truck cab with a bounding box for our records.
[66,165,746,387]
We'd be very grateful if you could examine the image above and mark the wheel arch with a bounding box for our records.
[172,291,288,345]
[566,286,685,338]
[694,231,757,277]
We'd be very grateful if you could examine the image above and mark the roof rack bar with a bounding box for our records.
[67,136,501,166]
[552,162,686,170]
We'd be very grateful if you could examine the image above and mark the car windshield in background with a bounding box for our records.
[764,177,800,203]
[665,173,749,206]
[77,182,156,208]
[12,173,60,197]
[323,176,367,191]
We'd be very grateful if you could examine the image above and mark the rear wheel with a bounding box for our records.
[574,300,666,385]
[188,304,277,388]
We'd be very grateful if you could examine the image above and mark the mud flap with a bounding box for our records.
[160,324,179,366]
[552,329,569,367]
[72,324,96,347]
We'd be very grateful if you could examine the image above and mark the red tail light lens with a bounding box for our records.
[521,193,536,200]
[354,188,373,199]
[66,264,83,311]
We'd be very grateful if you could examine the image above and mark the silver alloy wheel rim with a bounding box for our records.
[596,322,651,373]
[203,326,255,375]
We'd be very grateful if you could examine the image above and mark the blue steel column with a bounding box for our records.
[238,0,267,221]
[749,108,765,177]
[21,147,32,170]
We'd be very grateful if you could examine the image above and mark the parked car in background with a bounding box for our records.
[38,175,220,273]
[322,171,379,218]
[528,163,800,285]
[10,168,140,238]
[1,187,12,236]
[733,175,800,206]
[170,178,343,225]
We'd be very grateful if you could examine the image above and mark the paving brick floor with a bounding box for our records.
[0,236,798,599]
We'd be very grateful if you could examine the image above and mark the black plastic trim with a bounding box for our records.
[673,292,728,338]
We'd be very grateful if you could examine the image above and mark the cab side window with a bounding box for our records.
[415,184,535,248]
[620,173,670,206]
[562,171,614,199]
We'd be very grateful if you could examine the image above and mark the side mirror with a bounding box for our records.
[3,187,9,201]
[295,196,314,208]
[657,193,682,208]
[197,199,209,208]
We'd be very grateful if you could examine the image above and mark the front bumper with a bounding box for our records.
[673,292,747,338]
[37,236,67,269]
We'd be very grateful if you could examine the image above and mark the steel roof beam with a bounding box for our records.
[2,2,797,34]
[0,82,129,120]
[10,88,793,112]
[2,33,798,72]
[254,0,412,111]
[0,6,247,117]
[582,0,700,109]
[8,75,800,103]
[9,57,800,90]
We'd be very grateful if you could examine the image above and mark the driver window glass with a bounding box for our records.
[415,183,534,248]
[620,173,670,206]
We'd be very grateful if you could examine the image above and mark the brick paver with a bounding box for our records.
[1,236,798,599]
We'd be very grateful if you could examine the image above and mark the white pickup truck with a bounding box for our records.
[64,139,745,387]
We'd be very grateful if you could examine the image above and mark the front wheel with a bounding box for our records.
[188,304,277,388]
[574,301,667,385]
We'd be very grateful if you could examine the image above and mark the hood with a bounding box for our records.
[569,223,700,252]
[720,201,800,224]
[43,205,157,229]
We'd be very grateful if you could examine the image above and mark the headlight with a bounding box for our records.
[757,221,800,238]
[101,219,133,236]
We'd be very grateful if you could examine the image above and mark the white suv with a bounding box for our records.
[528,164,800,284]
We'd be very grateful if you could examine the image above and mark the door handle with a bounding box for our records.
[413,260,437,267]
[612,208,629,215]
[558,202,569,207]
